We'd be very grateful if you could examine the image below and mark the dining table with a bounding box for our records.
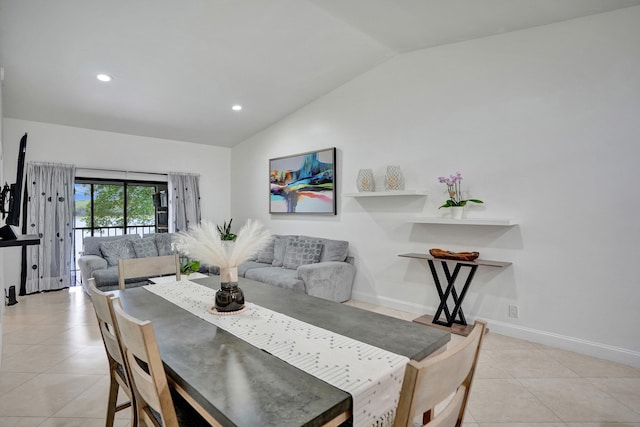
[114,275,450,427]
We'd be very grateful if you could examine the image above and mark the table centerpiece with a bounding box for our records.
[173,219,272,312]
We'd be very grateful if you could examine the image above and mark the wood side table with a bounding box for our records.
[399,253,511,336]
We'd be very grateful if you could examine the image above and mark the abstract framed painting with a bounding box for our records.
[269,147,336,214]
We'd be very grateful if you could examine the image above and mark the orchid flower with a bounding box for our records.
[437,172,483,208]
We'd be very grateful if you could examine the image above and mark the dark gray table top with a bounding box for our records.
[115,276,450,427]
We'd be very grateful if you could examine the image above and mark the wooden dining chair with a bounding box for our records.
[393,320,487,427]
[117,253,181,290]
[86,278,137,427]
[111,298,214,427]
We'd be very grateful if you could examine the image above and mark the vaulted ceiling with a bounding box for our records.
[2,0,639,147]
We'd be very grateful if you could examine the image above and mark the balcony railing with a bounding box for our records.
[73,225,157,280]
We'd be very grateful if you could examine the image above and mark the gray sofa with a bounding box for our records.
[78,232,356,303]
[78,233,178,292]
[237,234,355,303]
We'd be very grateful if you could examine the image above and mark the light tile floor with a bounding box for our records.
[345,301,640,426]
[0,288,638,426]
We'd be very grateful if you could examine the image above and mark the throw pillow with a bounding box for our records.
[155,233,174,256]
[299,235,349,262]
[282,238,323,270]
[100,239,136,267]
[255,237,275,264]
[272,235,296,267]
[132,237,159,258]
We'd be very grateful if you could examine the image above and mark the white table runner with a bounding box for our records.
[144,280,408,427]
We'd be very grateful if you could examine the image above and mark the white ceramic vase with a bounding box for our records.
[384,165,404,191]
[450,206,464,220]
[356,169,375,192]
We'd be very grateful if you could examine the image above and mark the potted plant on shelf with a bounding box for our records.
[437,172,483,219]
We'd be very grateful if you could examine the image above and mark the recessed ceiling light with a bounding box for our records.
[96,74,112,82]
[232,105,242,111]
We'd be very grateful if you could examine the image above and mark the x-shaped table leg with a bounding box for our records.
[427,260,479,327]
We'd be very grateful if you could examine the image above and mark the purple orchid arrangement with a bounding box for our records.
[437,172,483,208]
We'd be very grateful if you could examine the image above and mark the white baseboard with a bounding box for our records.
[350,290,438,316]
[350,290,640,369]
[484,319,640,368]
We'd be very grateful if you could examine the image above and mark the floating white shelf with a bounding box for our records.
[343,190,428,197]
[407,217,518,226]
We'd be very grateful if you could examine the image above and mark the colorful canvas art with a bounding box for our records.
[269,147,336,214]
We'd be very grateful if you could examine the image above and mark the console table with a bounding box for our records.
[399,252,511,335]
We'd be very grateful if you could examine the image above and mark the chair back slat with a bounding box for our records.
[118,254,181,290]
[426,386,466,427]
[112,298,179,427]
[88,282,126,366]
[86,278,136,427]
[412,328,480,410]
[101,323,126,366]
[394,320,486,427]
[128,350,164,412]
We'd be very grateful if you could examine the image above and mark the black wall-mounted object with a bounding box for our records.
[0,224,18,240]
[0,133,28,240]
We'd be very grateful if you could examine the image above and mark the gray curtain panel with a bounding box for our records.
[23,162,76,293]
[168,173,201,232]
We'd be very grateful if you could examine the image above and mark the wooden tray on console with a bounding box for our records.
[429,248,480,261]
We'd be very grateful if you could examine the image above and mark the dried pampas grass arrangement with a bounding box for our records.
[173,219,272,268]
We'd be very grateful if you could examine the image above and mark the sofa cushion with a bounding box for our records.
[154,233,175,256]
[92,266,120,286]
[244,267,305,293]
[83,234,141,257]
[132,237,159,258]
[271,235,297,267]
[200,263,220,275]
[300,235,349,262]
[255,236,275,264]
[282,238,323,269]
[100,239,136,267]
[238,261,272,277]
[92,266,148,289]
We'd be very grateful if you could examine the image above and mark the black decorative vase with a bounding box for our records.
[215,267,245,312]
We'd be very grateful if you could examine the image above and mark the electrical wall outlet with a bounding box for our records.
[508,305,519,318]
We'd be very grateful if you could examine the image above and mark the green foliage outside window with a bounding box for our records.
[78,184,156,228]
[125,186,156,226]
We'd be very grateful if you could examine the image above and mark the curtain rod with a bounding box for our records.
[75,166,168,176]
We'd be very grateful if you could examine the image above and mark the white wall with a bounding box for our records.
[0,70,4,362]
[231,7,640,366]
[1,118,231,291]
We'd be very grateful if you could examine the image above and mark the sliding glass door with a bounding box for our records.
[73,179,167,282]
